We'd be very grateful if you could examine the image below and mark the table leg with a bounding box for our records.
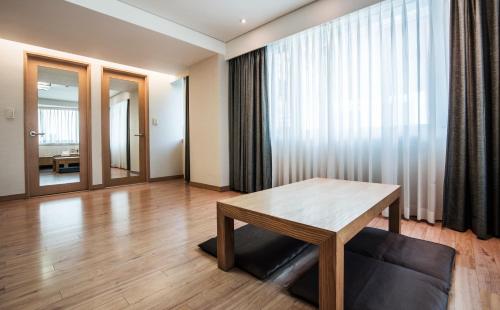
[389,198,401,233]
[217,207,234,271]
[319,235,344,310]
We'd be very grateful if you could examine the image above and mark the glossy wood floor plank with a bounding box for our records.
[0,180,498,309]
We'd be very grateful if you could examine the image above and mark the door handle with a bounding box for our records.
[134,133,145,137]
[29,130,45,137]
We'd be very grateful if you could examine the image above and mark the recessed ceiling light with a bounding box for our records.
[240,18,246,24]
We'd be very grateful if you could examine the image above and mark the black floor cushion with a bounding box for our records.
[289,251,449,310]
[345,227,456,290]
[198,224,310,280]
[59,166,80,173]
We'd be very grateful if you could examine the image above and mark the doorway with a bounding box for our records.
[101,68,148,187]
[24,53,90,196]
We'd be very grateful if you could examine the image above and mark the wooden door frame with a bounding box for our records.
[101,67,149,187]
[24,52,92,197]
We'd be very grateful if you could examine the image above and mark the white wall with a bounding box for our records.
[0,39,25,196]
[39,145,79,157]
[0,37,183,196]
[188,54,229,187]
[149,72,184,179]
[226,0,380,59]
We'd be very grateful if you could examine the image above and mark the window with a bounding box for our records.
[266,0,450,223]
[38,107,79,144]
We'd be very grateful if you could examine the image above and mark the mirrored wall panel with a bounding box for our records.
[109,78,140,179]
[37,66,80,186]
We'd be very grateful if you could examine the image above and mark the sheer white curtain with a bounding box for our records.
[267,0,450,222]
[38,107,79,144]
[109,100,128,169]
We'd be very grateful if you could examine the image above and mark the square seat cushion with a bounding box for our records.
[289,251,449,310]
[59,166,80,173]
[198,224,310,280]
[345,227,456,290]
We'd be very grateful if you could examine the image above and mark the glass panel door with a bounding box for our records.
[102,69,146,187]
[26,54,88,196]
[108,78,140,179]
[37,66,81,186]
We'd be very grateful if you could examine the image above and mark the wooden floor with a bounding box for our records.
[39,169,80,186]
[111,168,140,179]
[0,180,498,310]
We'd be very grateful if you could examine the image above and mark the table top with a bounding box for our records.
[217,178,400,235]
[53,156,80,160]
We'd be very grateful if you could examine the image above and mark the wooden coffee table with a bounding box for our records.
[216,178,401,310]
[53,156,80,173]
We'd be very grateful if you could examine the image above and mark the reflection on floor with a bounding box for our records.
[39,169,80,186]
[111,167,139,179]
[0,180,498,309]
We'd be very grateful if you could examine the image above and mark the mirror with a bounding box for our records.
[109,78,140,179]
[37,66,80,186]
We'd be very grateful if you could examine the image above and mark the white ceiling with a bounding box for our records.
[38,66,79,102]
[38,86,78,103]
[110,78,138,93]
[119,0,315,42]
[0,0,216,74]
[0,0,318,73]
[38,66,79,87]
[37,70,138,101]
[37,74,138,102]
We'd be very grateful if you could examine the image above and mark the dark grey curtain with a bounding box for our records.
[126,99,130,170]
[229,47,272,193]
[443,0,499,239]
[184,76,190,182]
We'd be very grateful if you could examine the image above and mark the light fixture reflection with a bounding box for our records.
[111,191,130,235]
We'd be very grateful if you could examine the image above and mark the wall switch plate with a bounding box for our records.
[152,118,158,126]
[4,108,15,120]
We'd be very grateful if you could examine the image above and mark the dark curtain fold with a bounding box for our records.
[443,0,499,239]
[184,76,190,182]
[126,99,131,170]
[229,47,272,193]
